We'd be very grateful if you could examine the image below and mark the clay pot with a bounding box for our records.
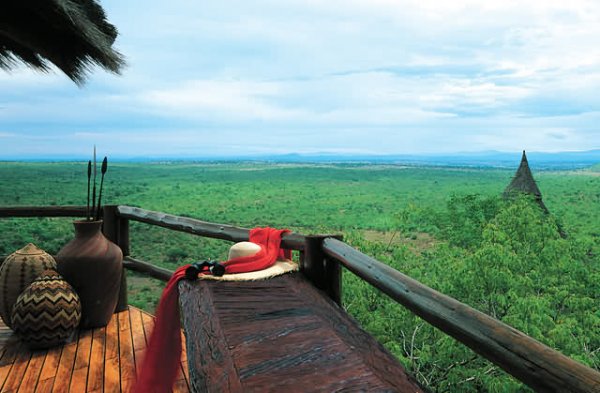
[0,243,57,328]
[56,220,122,328]
[11,269,81,349]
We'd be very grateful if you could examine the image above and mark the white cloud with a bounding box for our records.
[1,0,599,156]
[141,79,307,121]
[0,66,68,86]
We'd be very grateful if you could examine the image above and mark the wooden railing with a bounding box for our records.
[1,205,599,393]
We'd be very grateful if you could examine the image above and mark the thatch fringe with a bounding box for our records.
[0,0,125,85]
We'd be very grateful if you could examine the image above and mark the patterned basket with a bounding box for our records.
[11,270,81,349]
[0,243,57,328]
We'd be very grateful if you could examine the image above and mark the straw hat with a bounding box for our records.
[196,241,297,282]
[227,241,262,260]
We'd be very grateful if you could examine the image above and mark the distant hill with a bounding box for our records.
[3,149,600,170]
[256,150,600,170]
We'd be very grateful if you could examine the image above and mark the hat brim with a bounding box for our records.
[198,259,298,282]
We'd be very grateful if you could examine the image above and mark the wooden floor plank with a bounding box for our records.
[2,345,32,392]
[118,311,130,333]
[104,310,121,392]
[172,378,190,393]
[103,356,120,393]
[120,377,133,393]
[68,367,88,393]
[86,328,105,393]
[33,378,54,393]
[118,309,136,389]
[129,308,146,352]
[0,341,20,390]
[177,362,191,393]
[140,312,154,346]
[180,332,187,362]
[69,329,92,393]
[0,365,12,392]
[0,340,20,367]
[73,329,93,371]
[181,360,190,387]
[133,349,144,379]
[0,307,188,393]
[104,314,119,361]
[51,339,78,393]
[16,350,46,393]
[37,346,62,383]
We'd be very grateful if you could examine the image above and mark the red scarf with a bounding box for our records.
[133,227,290,393]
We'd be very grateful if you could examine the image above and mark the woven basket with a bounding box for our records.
[0,243,57,328]
[11,269,81,348]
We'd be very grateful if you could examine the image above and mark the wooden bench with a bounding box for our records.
[178,272,424,392]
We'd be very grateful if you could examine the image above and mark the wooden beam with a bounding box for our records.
[103,205,130,313]
[302,235,342,305]
[123,256,173,282]
[116,205,306,250]
[3,254,172,282]
[322,237,600,393]
[177,274,423,392]
[0,206,87,217]
[178,280,243,392]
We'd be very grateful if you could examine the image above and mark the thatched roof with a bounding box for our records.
[504,151,542,197]
[503,151,568,237]
[504,150,548,213]
[0,0,125,85]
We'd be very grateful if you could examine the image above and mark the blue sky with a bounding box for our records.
[1,0,599,158]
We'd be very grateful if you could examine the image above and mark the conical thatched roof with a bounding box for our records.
[0,0,125,85]
[504,151,542,196]
[503,150,548,213]
[503,151,568,237]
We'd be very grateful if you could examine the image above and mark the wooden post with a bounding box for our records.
[102,205,129,313]
[119,217,130,256]
[302,235,342,305]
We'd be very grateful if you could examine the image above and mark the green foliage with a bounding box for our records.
[344,194,599,392]
[434,194,503,248]
[1,161,598,392]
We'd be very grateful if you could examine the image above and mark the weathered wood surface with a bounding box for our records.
[2,255,173,282]
[116,205,306,250]
[123,256,173,281]
[323,237,600,393]
[103,205,131,313]
[0,206,87,218]
[178,273,424,393]
[0,306,190,392]
[302,235,342,305]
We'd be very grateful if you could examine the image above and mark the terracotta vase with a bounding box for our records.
[56,220,123,328]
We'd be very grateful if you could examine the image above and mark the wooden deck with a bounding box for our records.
[0,306,190,393]
[179,272,425,392]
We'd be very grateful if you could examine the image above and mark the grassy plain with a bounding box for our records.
[0,161,598,392]
[1,161,597,257]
